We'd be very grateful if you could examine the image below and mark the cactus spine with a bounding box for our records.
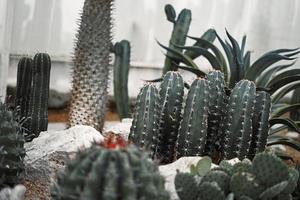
[222,80,256,160]
[176,78,209,158]
[25,53,51,141]
[205,71,227,156]
[157,71,184,163]
[15,57,33,121]
[68,0,112,130]
[51,142,169,200]
[0,102,25,187]
[129,84,159,157]
[248,91,271,159]
[113,40,131,120]
[163,4,191,74]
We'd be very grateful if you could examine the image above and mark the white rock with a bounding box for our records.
[0,185,26,200]
[24,125,104,196]
[103,118,132,139]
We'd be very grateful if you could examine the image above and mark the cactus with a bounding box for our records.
[248,91,271,159]
[113,40,131,120]
[25,53,51,141]
[163,4,191,74]
[0,102,25,188]
[176,78,209,158]
[222,80,256,160]
[175,153,299,200]
[204,71,227,156]
[129,84,159,157]
[51,136,169,200]
[68,0,112,130]
[15,57,33,121]
[156,71,184,163]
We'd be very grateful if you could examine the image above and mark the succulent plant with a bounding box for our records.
[0,102,25,188]
[175,153,299,200]
[24,53,51,141]
[68,0,112,130]
[129,83,159,158]
[290,88,300,120]
[15,57,33,122]
[113,40,131,120]
[163,4,191,74]
[51,135,169,200]
[156,71,184,163]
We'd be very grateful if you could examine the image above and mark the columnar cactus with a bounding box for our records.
[163,4,191,74]
[0,102,25,188]
[175,153,299,200]
[129,84,159,157]
[113,40,131,120]
[248,91,271,159]
[68,0,112,130]
[204,71,227,156]
[176,78,209,158]
[222,80,256,160]
[25,53,51,141]
[51,136,169,200]
[156,71,184,163]
[15,57,33,121]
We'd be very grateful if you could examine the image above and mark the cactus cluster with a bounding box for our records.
[175,153,299,200]
[51,135,169,200]
[15,53,51,141]
[0,102,25,188]
[129,70,271,163]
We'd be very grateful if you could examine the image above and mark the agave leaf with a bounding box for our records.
[243,51,251,72]
[271,103,300,118]
[267,68,300,87]
[143,77,163,83]
[174,45,222,70]
[184,29,216,59]
[272,81,300,104]
[268,75,300,95]
[246,53,296,81]
[267,47,300,54]
[240,35,247,56]
[256,62,296,87]
[267,135,300,152]
[269,118,300,133]
[176,65,206,77]
[157,40,198,69]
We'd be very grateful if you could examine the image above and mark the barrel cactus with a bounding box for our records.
[51,135,169,200]
[68,0,112,130]
[175,153,299,200]
[0,102,25,188]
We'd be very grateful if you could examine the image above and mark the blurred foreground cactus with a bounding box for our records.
[175,153,299,200]
[0,102,25,188]
[51,135,169,200]
[15,53,51,141]
[129,71,271,163]
[68,0,112,130]
[113,40,131,120]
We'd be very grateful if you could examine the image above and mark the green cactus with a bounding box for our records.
[113,40,131,120]
[222,80,256,160]
[15,57,33,122]
[176,78,209,158]
[129,84,159,157]
[156,71,184,163]
[68,0,112,130]
[248,91,271,159]
[163,4,191,74]
[25,53,51,141]
[175,153,299,200]
[205,70,227,156]
[0,102,25,188]
[51,142,169,200]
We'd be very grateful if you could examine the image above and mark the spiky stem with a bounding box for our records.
[68,0,112,130]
